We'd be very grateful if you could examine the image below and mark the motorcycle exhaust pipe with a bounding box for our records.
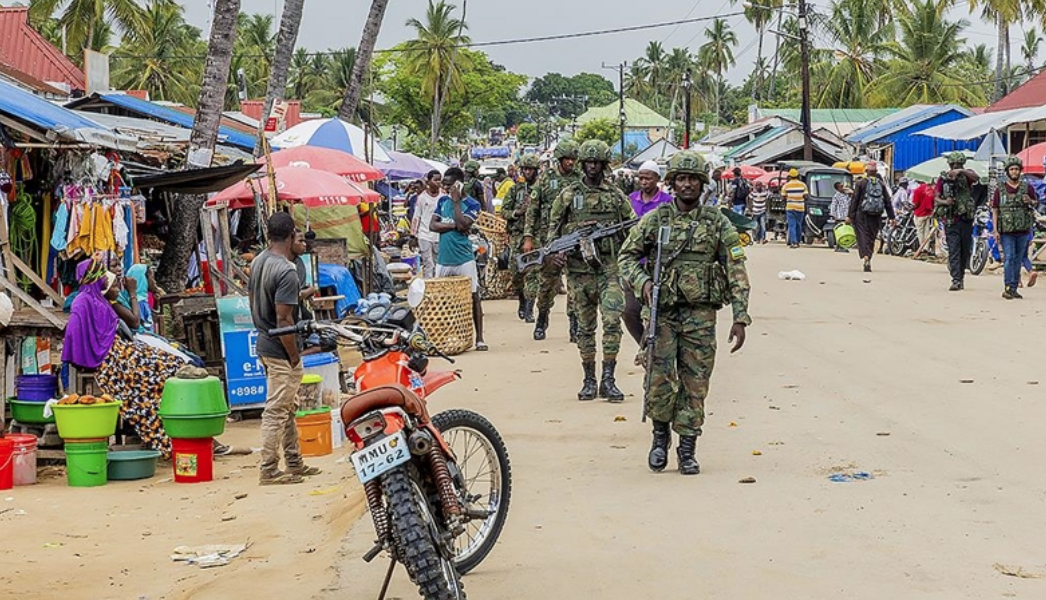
[408,430,435,455]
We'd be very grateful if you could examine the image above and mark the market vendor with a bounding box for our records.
[61,258,186,458]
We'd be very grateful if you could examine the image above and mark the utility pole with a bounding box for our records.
[683,68,693,150]
[798,0,813,161]
[602,61,629,162]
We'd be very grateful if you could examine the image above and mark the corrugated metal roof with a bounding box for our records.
[66,93,256,150]
[723,125,791,159]
[0,7,85,91]
[0,62,68,96]
[0,78,135,150]
[760,108,898,124]
[847,105,973,144]
[577,98,671,128]
[917,107,1030,140]
[986,69,1046,113]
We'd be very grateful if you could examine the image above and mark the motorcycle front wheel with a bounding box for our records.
[889,228,906,256]
[383,468,466,600]
[432,409,513,576]
[970,237,988,275]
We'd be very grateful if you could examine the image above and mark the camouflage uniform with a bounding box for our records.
[548,140,636,402]
[463,160,487,211]
[619,150,752,474]
[502,157,541,317]
[525,140,580,340]
[935,151,978,290]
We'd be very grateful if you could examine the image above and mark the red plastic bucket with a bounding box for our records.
[0,437,13,490]
[6,434,37,486]
[171,437,214,483]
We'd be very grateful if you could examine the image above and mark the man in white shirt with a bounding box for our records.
[891,178,910,216]
[411,170,443,278]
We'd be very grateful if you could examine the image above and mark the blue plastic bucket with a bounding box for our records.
[16,374,57,402]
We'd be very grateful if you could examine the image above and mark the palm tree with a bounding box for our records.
[633,41,668,112]
[624,61,652,103]
[111,0,204,106]
[869,0,986,106]
[304,48,357,114]
[1021,29,1044,73]
[255,0,305,156]
[158,0,241,293]
[338,0,390,121]
[698,18,737,124]
[403,0,471,151]
[235,13,276,97]
[735,0,779,100]
[967,0,1046,100]
[29,0,144,60]
[814,0,893,108]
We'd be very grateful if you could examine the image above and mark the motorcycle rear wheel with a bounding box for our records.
[432,409,513,575]
[383,468,466,600]
[970,238,988,276]
[889,229,906,256]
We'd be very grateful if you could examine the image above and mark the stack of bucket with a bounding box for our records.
[158,376,229,483]
[8,374,58,427]
[0,433,39,489]
[53,400,121,488]
[300,352,344,450]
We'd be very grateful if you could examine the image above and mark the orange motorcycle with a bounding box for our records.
[270,281,510,600]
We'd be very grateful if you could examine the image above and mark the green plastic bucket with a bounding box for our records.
[65,441,108,487]
[53,402,120,439]
[9,399,55,424]
[834,223,857,249]
[160,412,229,439]
[107,450,161,481]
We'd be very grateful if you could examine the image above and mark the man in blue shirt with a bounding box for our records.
[430,166,487,351]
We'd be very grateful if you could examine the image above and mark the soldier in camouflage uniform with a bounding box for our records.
[935,151,980,291]
[548,140,636,402]
[992,156,1038,299]
[619,151,752,475]
[463,160,487,211]
[502,155,542,322]
[523,139,581,341]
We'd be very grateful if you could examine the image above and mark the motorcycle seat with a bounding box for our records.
[341,384,431,426]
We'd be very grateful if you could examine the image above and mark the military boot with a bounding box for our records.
[598,360,625,403]
[516,291,527,320]
[677,435,700,475]
[648,421,671,472]
[578,362,598,401]
[568,313,579,344]
[533,310,549,341]
[523,299,535,323]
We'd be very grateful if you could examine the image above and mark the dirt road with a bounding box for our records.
[325,244,1046,600]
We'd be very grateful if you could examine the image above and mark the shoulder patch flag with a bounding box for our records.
[729,245,745,261]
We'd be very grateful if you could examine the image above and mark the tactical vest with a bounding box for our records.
[533,170,578,244]
[653,204,730,309]
[505,183,530,237]
[997,178,1035,234]
[559,181,627,272]
[935,171,975,222]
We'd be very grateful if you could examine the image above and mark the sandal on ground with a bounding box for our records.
[260,472,304,486]
[475,341,489,351]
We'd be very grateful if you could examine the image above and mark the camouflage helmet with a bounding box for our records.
[946,151,967,166]
[578,139,612,163]
[1004,155,1023,170]
[665,151,710,184]
[554,139,579,160]
[463,160,481,174]
[519,154,541,169]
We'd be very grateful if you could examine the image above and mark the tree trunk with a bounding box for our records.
[994,15,1006,102]
[337,0,389,122]
[768,10,783,101]
[753,25,765,101]
[1004,25,1012,96]
[157,0,241,293]
[254,0,306,156]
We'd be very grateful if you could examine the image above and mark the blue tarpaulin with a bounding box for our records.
[318,263,361,317]
[0,80,134,149]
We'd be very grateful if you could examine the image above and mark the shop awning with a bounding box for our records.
[0,79,136,150]
[917,107,1032,141]
[132,162,262,194]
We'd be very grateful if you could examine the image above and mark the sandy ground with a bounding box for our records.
[8,242,1046,599]
[325,244,1046,600]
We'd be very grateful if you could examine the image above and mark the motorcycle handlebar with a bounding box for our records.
[268,321,311,337]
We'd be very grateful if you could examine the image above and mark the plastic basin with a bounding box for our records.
[160,412,228,439]
[159,376,229,416]
[9,398,55,424]
[16,374,57,402]
[53,402,120,439]
[107,450,161,481]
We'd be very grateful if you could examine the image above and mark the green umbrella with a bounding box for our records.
[904,152,989,184]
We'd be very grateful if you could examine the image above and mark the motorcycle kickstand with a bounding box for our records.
[376,558,397,600]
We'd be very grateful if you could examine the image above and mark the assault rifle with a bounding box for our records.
[516,218,638,272]
[642,225,672,423]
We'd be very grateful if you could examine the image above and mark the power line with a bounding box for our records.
[661,0,703,45]
[109,11,746,61]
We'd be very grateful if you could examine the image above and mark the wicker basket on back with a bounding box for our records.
[415,276,475,355]
[475,213,514,300]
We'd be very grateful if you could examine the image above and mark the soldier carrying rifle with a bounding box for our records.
[618,151,752,476]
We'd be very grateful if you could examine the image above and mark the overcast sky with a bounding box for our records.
[179,0,1026,89]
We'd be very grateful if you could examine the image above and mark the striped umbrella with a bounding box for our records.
[271,118,392,163]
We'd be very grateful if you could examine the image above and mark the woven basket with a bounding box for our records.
[476,212,507,236]
[416,276,475,355]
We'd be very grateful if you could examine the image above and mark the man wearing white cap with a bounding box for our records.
[622,160,674,348]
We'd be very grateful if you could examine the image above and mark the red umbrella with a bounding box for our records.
[261,146,384,182]
[720,164,768,180]
[206,166,381,210]
[1017,142,1046,175]
[753,169,789,189]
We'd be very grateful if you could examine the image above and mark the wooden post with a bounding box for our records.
[200,212,221,297]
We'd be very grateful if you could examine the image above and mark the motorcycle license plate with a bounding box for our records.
[351,431,410,483]
[809,207,823,216]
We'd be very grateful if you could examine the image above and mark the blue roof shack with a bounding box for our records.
[846,105,977,173]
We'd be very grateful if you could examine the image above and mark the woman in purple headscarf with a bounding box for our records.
[62,259,184,458]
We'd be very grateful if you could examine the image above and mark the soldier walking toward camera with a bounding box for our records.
[619,151,752,476]
[993,156,1038,299]
[548,140,636,402]
[523,140,581,341]
[935,152,980,291]
[503,155,542,322]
